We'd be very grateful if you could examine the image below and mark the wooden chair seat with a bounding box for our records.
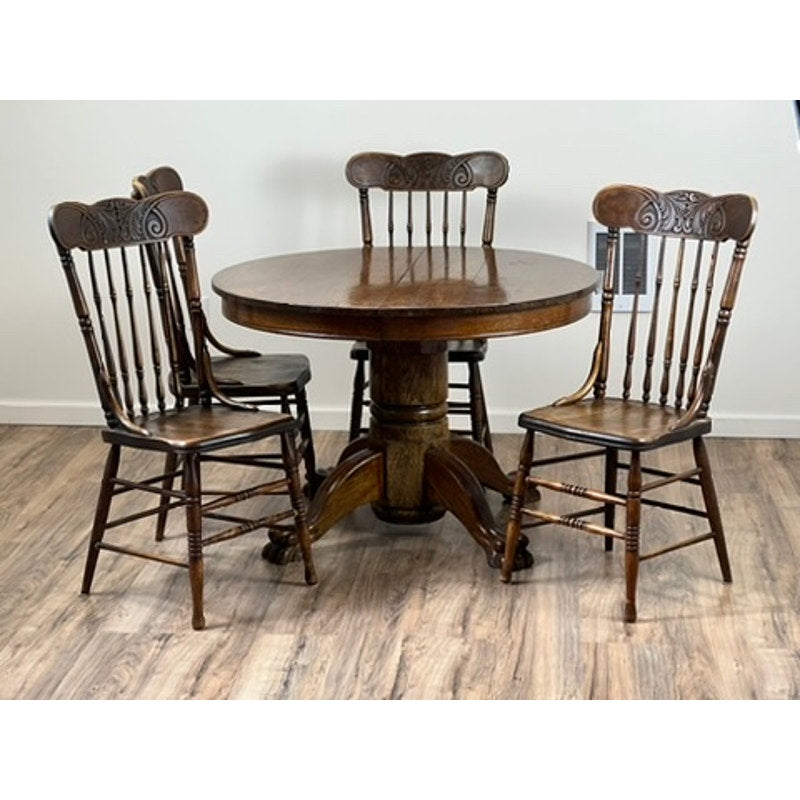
[519,398,711,450]
[102,405,297,452]
[441,338,489,362]
[194,353,311,397]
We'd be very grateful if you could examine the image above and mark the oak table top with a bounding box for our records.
[212,246,598,342]
[212,245,598,573]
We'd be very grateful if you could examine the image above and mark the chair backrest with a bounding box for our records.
[345,151,509,247]
[132,165,184,195]
[130,167,196,376]
[49,190,211,433]
[583,184,757,420]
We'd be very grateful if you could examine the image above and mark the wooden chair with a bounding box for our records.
[49,189,317,630]
[345,151,510,450]
[131,167,319,514]
[502,184,757,622]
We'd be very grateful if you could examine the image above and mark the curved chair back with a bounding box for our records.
[49,191,211,432]
[584,184,757,422]
[345,151,509,247]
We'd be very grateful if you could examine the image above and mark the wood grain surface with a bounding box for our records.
[1,425,797,699]
[212,247,597,341]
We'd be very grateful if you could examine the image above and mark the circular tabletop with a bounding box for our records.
[212,246,598,342]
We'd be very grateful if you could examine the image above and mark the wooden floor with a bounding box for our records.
[1,424,798,700]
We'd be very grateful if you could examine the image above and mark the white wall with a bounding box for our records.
[2,100,798,436]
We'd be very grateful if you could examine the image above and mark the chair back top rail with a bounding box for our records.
[345,151,510,248]
[562,184,757,427]
[132,165,184,197]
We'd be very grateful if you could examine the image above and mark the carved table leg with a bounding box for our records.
[262,447,384,564]
[446,436,514,496]
[425,445,533,571]
[447,435,540,504]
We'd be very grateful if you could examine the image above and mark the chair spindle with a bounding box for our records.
[104,248,135,417]
[659,238,686,407]
[120,246,149,415]
[688,241,720,406]
[138,246,167,413]
[675,241,704,409]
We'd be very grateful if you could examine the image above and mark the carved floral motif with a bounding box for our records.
[633,188,728,238]
[51,193,207,251]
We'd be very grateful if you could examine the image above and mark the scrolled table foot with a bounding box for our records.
[262,536,296,565]
[486,532,534,571]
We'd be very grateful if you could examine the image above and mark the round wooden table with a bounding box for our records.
[213,246,598,571]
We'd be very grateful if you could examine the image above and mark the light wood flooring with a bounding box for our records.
[1,424,798,699]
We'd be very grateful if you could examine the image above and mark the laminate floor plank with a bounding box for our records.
[0,424,798,699]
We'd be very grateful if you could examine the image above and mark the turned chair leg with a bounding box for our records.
[349,358,367,441]
[183,452,206,631]
[467,361,492,452]
[82,444,120,594]
[155,451,179,541]
[502,430,535,582]
[604,447,618,552]
[624,450,642,623]
[280,431,318,586]
[294,388,320,496]
[693,437,733,583]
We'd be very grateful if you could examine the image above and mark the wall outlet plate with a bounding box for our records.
[587,221,656,312]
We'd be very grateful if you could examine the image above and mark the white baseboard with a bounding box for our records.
[2,401,800,439]
[0,401,104,427]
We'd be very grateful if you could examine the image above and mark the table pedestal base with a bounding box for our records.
[262,341,533,572]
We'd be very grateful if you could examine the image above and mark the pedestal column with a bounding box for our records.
[368,340,449,523]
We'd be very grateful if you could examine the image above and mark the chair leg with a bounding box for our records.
[155,452,179,541]
[604,447,618,552]
[624,450,642,623]
[280,430,318,586]
[183,452,206,631]
[294,388,320,496]
[349,357,367,441]
[693,437,733,583]
[502,430,535,582]
[467,361,492,452]
[82,444,120,594]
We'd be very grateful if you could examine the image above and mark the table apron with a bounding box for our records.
[219,295,592,342]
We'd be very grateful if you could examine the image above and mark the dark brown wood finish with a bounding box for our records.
[131,167,319,500]
[345,151,510,450]
[214,247,594,341]
[213,245,597,568]
[502,185,758,623]
[50,190,318,630]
